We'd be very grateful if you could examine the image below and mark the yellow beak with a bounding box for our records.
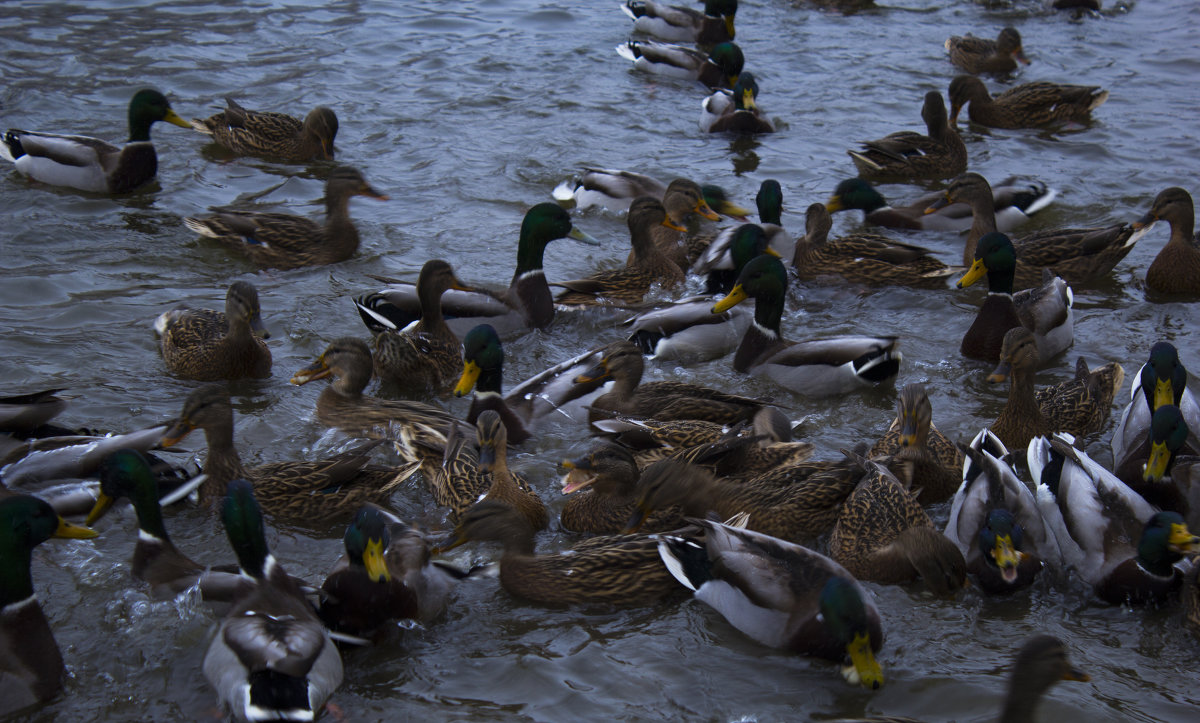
[455,360,482,397]
[712,284,748,313]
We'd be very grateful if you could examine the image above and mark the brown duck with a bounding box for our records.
[154,280,271,381]
[847,91,967,181]
[189,98,338,161]
[948,75,1107,129]
[868,383,963,505]
[1136,187,1200,295]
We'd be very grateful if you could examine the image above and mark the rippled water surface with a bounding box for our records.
[2,0,1199,720]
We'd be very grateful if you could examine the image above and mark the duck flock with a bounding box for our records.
[1,0,1199,721]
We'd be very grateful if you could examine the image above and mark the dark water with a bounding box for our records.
[2,0,1198,720]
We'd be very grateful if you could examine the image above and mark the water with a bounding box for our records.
[2,0,1198,720]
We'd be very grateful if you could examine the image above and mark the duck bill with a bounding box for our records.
[723,16,735,39]
[569,226,602,246]
[1168,523,1200,554]
[710,198,752,221]
[899,414,919,447]
[1142,440,1171,482]
[1061,667,1090,683]
[925,195,953,214]
[431,532,469,555]
[948,104,962,129]
[845,632,883,690]
[320,139,334,161]
[55,515,99,539]
[1013,47,1031,65]
[477,443,496,469]
[662,216,688,232]
[741,90,758,112]
[359,183,390,201]
[363,537,391,582]
[956,258,987,289]
[694,199,721,222]
[160,418,196,447]
[824,195,845,213]
[455,360,482,397]
[290,358,332,386]
[560,463,598,495]
[84,492,116,527]
[623,504,652,534]
[574,359,611,385]
[163,108,192,129]
[992,536,1022,583]
[1153,378,1175,411]
[1131,211,1157,231]
[986,361,1011,385]
[712,285,748,313]
[249,312,270,339]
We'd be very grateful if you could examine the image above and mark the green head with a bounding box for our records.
[127,88,190,141]
[708,42,744,86]
[1136,511,1199,575]
[456,323,504,396]
[516,203,597,273]
[731,72,760,112]
[826,178,887,214]
[819,577,882,690]
[1143,404,1190,482]
[87,449,169,540]
[1141,342,1187,412]
[0,494,97,604]
[712,254,788,332]
[755,180,783,226]
[345,507,392,582]
[221,479,272,579]
[956,231,1015,293]
[978,509,1025,583]
[728,224,775,274]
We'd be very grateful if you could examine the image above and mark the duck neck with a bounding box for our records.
[1168,210,1196,250]
[0,543,35,607]
[964,201,998,267]
[201,424,249,498]
[417,285,451,337]
[999,677,1047,723]
[1001,364,1044,431]
[129,483,173,544]
[733,295,783,374]
[475,365,505,395]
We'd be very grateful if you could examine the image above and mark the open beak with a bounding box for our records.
[991,535,1022,584]
[1142,440,1172,482]
[290,356,332,386]
[1168,522,1200,554]
[987,361,1011,385]
[574,359,611,385]
[569,226,602,246]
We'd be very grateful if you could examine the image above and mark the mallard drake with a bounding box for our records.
[356,203,598,337]
[153,280,271,381]
[987,328,1123,450]
[829,455,967,595]
[626,178,722,270]
[868,383,963,505]
[0,88,190,194]
[370,259,477,395]
[847,91,966,181]
[948,75,1108,129]
[189,98,337,161]
[621,0,736,45]
[183,167,388,269]
[559,444,685,534]
[615,40,743,89]
[552,168,751,219]
[1,420,171,487]
[0,494,97,716]
[700,72,774,134]
[554,197,686,306]
[1028,434,1200,604]
[318,506,463,637]
[160,384,412,521]
[712,255,902,395]
[452,324,530,444]
[436,499,688,606]
[657,518,884,689]
[945,27,1030,75]
[929,172,1144,278]
[944,430,1057,594]
[692,181,796,288]
[1111,341,1200,477]
[1113,405,1199,517]
[205,480,342,722]
[825,176,1055,233]
[793,203,954,289]
[1135,187,1200,295]
[956,231,1074,363]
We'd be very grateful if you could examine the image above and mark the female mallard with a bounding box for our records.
[1135,187,1200,295]
[160,384,411,521]
[825,176,1055,232]
[370,259,477,395]
[868,383,963,505]
[944,430,1057,594]
[627,178,722,270]
[616,40,743,89]
[956,232,1074,363]
[356,203,598,337]
[793,203,954,288]
[657,518,884,689]
[1028,434,1199,604]
[435,499,688,606]
[1111,341,1200,477]
[621,0,736,45]
[154,280,271,381]
[452,324,531,444]
[929,172,1144,278]
[712,255,902,395]
[183,167,388,269]
[1113,405,1199,516]
[829,455,967,595]
[692,180,796,288]
[318,506,464,637]
[554,197,686,306]
[987,328,1123,450]
[553,168,751,218]
[205,480,342,722]
[948,75,1108,129]
[700,72,774,133]
[560,444,685,534]
[0,494,97,717]
[1,88,190,194]
[847,91,966,181]
[945,27,1030,75]
[189,97,337,161]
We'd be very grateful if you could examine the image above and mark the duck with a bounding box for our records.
[453,324,531,444]
[945,27,1030,75]
[0,388,70,436]
[987,328,1123,450]
[1027,433,1200,604]
[435,499,689,606]
[793,203,955,289]
[700,72,774,133]
[559,444,685,534]
[159,384,412,521]
[1135,187,1200,295]
[1,88,190,194]
[944,430,1058,594]
[1111,341,1200,476]
[318,505,464,637]
[370,259,477,396]
[847,91,966,181]
[183,166,388,269]
[0,494,97,717]
[956,231,1074,363]
[656,517,884,689]
[552,168,751,218]
[204,480,342,722]
[627,457,862,544]
[615,40,743,89]
[355,203,598,337]
[868,383,963,505]
[825,176,1055,233]
[0,418,173,488]
[627,178,722,270]
[828,455,968,595]
[153,280,271,381]
[711,254,902,395]
[948,75,1108,129]
[929,172,1144,282]
[1113,405,1199,518]
[189,97,337,161]
[621,0,736,45]
[554,197,686,306]
[692,180,796,289]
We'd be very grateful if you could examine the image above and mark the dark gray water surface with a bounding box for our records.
[2,0,1198,720]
